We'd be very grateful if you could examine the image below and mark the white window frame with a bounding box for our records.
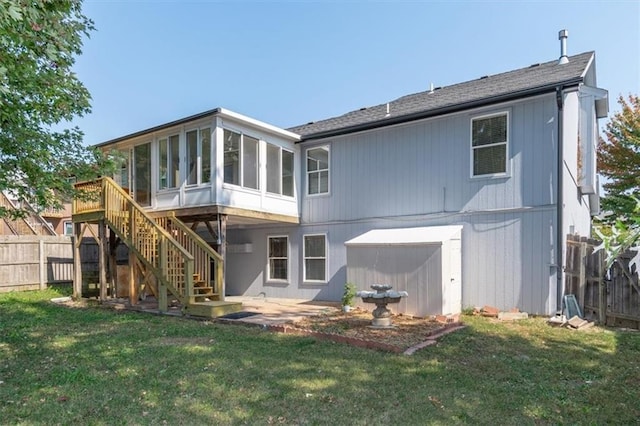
[158,133,180,190]
[303,233,328,283]
[266,143,295,197]
[306,145,330,196]
[63,221,73,236]
[223,128,259,191]
[267,235,289,282]
[186,127,212,186]
[470,111,509,178]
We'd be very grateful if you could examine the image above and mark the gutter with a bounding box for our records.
[555,86,564,313]
[298,78,583,142]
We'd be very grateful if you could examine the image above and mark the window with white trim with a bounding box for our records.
[267,236,288,281]
[186,127,211,185]
[307,146,329,195]
[303,234,327,282]
[224,129,258,189]
[471,112,508,177]
[266,143,295,197]
[159,134,180,189]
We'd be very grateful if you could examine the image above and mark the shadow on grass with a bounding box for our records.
[1,291,639,424]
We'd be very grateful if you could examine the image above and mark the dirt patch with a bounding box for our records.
[290,308,460,352]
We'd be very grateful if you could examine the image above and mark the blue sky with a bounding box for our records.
[73,0,639,145]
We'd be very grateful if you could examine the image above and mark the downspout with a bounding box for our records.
[555,87,564,313]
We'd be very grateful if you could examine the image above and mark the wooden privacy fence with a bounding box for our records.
[565,234,640,328]
[0,235,74,292]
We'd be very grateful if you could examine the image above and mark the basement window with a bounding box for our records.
[268,236,288,281]
[471,112,508,177]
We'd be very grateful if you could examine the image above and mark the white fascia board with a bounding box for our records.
[579,84,609,118]
[345,225,463,246]
[216,108,301,142]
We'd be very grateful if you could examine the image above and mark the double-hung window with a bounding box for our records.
[307,146,329,195]
[267,236,288,281]
[471,112,508,177]
[303,234,327,282]
[186,127,211,185]
[223,129,259,189]
[266,143,295,197]
[158,134,180,189]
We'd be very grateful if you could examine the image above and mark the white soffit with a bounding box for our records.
[344,225,463,246]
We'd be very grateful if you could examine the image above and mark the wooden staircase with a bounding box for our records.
[73,177,241,318]
[0,192,56,236]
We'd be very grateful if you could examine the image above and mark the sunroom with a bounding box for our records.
[97,107,301,228]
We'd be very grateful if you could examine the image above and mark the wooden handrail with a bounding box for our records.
[156,213,224,299]
[78,177,195,304]
[0,192,52,235]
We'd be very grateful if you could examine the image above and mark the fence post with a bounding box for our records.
[72,224,82,299]
[38,239,46,290]
[598,249,606,325]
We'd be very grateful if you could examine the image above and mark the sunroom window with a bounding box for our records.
[266,143,295,197]
[186,127,211,185]
[159,134,180,189]
[224,129,259,190]
[471,113,508,177]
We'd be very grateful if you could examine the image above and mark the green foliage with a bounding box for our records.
[594,197,640,271]
[341,282,357,307]
[0,1,116,216]
[598,94,640,225]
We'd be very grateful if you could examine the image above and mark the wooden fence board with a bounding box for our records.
[565,234,640,328]
[0,236,128,293]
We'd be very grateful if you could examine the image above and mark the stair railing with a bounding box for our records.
[156,214,224,302]
[0,192,38,235]
[75,177,195,303]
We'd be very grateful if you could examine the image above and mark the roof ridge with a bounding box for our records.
[289,51,594,137]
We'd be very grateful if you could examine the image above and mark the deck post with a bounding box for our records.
[72,222,82,299]
[98,220,107,301]
[128,249,137,305]
[218,214,227,300]
[108,230,118,298]
[158,238,168,312]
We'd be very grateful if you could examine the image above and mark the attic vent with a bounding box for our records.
[529,63,541,68]
[306,121,314,125]
[480,75,488,79]
[359,107,367,111]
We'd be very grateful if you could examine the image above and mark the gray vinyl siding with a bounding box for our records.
[226,206,556,314]
[302,94,558,223]
[225,94,561,314]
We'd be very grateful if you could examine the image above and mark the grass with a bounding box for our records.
[1,287,639,425]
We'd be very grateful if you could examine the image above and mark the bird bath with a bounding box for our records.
[356,284,408,328]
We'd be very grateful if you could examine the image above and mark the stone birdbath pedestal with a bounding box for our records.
[356,284,408,328]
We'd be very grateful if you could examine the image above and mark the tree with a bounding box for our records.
[0,0,114,218]
[597,94,640,224]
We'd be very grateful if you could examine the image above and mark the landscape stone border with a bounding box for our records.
[264,322,467,355]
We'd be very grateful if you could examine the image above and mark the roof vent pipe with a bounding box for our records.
[429,83,434,94]
[558,29,569,64]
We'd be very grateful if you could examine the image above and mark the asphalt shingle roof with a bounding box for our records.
[289,51,594,139]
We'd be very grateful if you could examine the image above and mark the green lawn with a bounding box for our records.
[1,287,639,425]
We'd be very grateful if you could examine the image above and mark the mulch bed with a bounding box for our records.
[272,308,465,354]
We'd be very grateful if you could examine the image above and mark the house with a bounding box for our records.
[1,191,57,236]
[72,33,608,317]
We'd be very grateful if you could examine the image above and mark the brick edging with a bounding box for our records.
[264,321,466,355]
